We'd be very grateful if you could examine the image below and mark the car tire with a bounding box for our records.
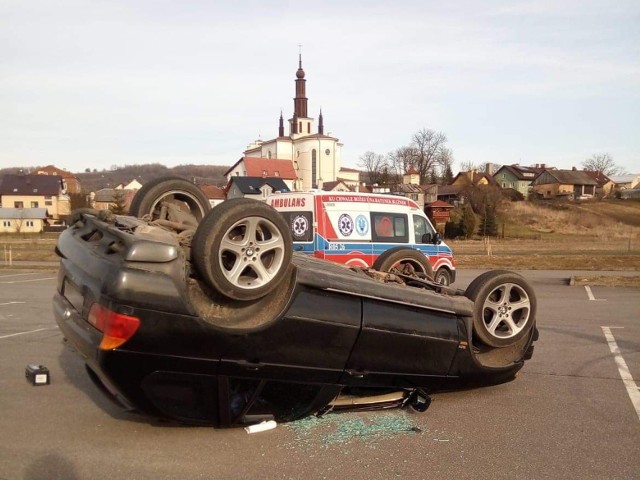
[372,247,434,279]
[192,198,293,301]
[464,270,536,348]
[434,267,452,286]
[128,176,211,223]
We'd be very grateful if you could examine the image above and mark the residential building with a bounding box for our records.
[224,157,298,190]
[609,174,640,191]
[0,174,69,221]
[198,184,226,207]
[321,180,351,192]
[0,208,48,233]
[492,165,544,198]
[91,188,137,212]
[35,165,82,193]
[582,170,614,197]
[529,169,598,199]
[226,177,290,201]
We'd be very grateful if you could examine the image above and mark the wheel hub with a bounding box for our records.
[245,247,255,257]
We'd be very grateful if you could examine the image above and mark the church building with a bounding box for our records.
[226,55,345,191]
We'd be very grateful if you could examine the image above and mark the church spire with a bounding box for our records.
[278,110,284,137]
[318,108,324,135]
[293,53,308,119]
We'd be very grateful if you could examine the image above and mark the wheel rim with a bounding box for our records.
[218,216,287,291]
[481,283,531,340]
[436,270,449,285]
[150,190,207,221]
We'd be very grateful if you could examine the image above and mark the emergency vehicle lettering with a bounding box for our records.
[321,195,415,207]
[269,197,307,209]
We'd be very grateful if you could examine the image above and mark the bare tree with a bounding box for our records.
[582,153,625,176]
[358,151,389,186]
[411,129,448,182]
[459,161,481,173]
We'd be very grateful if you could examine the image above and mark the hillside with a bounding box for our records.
[0,164,230,192]
[500,199,640,238]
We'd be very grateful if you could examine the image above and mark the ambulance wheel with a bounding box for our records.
[464,270,536,348]
[373,247,434,279]
[192,199,293,301]
[129,176,211,224]
[434,267,452,286]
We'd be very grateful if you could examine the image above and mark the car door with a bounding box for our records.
[340,296,460,389]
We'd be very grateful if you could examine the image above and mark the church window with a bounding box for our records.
[312,149,317,188]
[307,123,310,133]
[268,150,272,159]
[299,121,302,132]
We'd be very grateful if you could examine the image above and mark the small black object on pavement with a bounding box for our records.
[25,364,50,386]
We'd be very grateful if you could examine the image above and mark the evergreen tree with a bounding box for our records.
[479,205,498,236]
[109,190,128,215]
[460,204,477,239]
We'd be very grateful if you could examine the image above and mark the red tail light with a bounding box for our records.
[88,304,140,350]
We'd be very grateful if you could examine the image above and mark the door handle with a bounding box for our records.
[237,360,263,371]
[346,369,366,379]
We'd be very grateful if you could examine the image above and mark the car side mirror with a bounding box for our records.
[433,233,442,245]
[421,233,432,244]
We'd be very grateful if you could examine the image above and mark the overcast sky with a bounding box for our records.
[2,0,638,175]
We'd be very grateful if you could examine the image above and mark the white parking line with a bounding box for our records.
[585,285,606,301]
[0,277,56,284]
[601,326,640,421]
[0,301,26,306]
[0,326,58,340]
[0,272,42,278]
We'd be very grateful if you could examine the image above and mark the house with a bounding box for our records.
[424,200,454,231]
[436,184,464,206]
[240,55,344,191]
[224,157,298,190]
[492,165,544,198]
[391,183,424,208]
[451,170,497,187]
[419,184,438,204]
[609,174,640,191]
[582,170,614,197]
[35,165,82,193]
[529,169,598,199]
[225,177,291,201]
[0,174,69,221]
[116,179,143,191]
[336,167,361,191]
[0,207,48,233]
[198,184,226,207]
[91,188,137,212]
[321,180,351,192]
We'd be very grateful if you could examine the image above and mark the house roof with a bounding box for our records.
[228,177,291,195]
[437,185,463,196]
[199,184,226,199]
[582,170,611,186]
[452,171,498,186]
[426,200,454,209]
[494,164,544,181]
[321,180,350,191]
[609,174,639,184]
[36,165,78,180]
[534,169,598,186]
[0,174,63,195]
[0,208,48,219]
[224,157,297,179]
[339,167,361,173]
[404,167,419,175]
[394,184,423,194]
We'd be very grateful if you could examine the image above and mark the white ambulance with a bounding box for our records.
[267,191,456,285]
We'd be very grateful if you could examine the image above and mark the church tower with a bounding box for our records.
[242,54,343,191]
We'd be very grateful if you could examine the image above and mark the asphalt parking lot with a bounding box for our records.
[0,268,638,480]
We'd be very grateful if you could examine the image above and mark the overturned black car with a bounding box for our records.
[54,177,538,427]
